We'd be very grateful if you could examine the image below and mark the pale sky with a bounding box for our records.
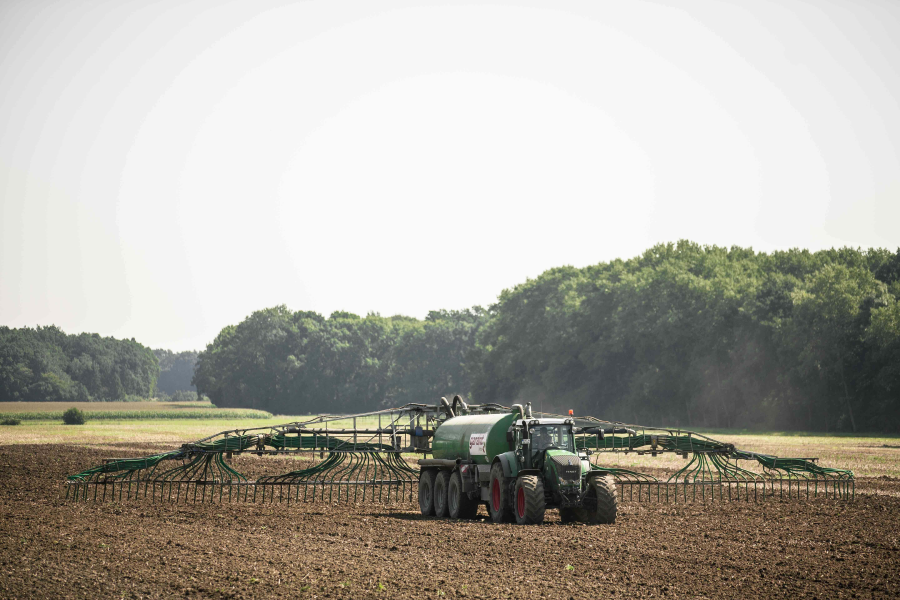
[1,0,898,351]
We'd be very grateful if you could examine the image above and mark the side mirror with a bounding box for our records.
[506,430,515,450]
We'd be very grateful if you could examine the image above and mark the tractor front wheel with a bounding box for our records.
[575,475,617,524]
[418,469,438,516]
[514,475,546,525]
[488,463,514,523]
[434,471,451,518]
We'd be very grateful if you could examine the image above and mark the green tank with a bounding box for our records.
[431,412,517,465]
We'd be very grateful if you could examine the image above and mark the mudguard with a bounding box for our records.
[494,451,519,478]
[516,469,541,477]
[585,469,611,481]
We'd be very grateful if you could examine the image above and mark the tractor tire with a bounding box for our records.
[434,470,451,518]
[448,471,479,519]
[514,475,546,525]
[418,469,438,516]
[488,462,515,523]
[576,475,618,524]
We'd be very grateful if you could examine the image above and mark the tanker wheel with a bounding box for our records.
[514,475,546,525]
[418,469,438,516]
[434,470,451,518]
[488,462,515,523]
[576,475,618,524]
[448,471,479,519]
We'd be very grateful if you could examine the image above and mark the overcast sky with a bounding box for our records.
[1,0,898,351]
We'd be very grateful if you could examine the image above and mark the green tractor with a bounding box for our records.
[417,401,617,525]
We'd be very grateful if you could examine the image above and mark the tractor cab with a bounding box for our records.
[529,422,574,454]
[509,418,585,497]
[524,421,576,469]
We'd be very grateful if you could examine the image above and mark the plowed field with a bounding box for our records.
[1,444,899,599]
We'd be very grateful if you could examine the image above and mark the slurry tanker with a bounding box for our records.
[418,399,616,524]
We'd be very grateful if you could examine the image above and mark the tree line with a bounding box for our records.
[0,326,158,401]
[471,242,900,432]
[192,308,486,415]
[4,242,898,431]
[0,329,202,403]
[194,242,900,432]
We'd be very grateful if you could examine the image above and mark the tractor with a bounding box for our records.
[416,402,617,524]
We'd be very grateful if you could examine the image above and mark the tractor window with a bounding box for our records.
[530,425,574,453]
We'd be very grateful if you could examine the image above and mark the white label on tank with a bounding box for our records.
[469,433,487,456]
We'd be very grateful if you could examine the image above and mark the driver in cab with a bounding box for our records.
[533,428,553,452]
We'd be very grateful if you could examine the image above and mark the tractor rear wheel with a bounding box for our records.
[418,469,438,516]
[576,475,617,524]
[434,471,451,518]
[448,471,479,519]
[488,462,514,523]
[514,475,546,525]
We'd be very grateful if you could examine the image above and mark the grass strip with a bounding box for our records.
[3,409,273,421]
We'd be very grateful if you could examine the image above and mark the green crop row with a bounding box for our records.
[3,409,273,421]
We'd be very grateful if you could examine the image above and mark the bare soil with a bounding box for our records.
[1,444,899,599]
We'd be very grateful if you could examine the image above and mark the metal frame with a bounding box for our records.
[65,403,856,504]
[557,413,856,502]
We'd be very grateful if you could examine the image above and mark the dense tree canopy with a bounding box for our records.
[193,242,900,431]
[0,326,158,401]
[192,308,487,415]
[471,242,900,432]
